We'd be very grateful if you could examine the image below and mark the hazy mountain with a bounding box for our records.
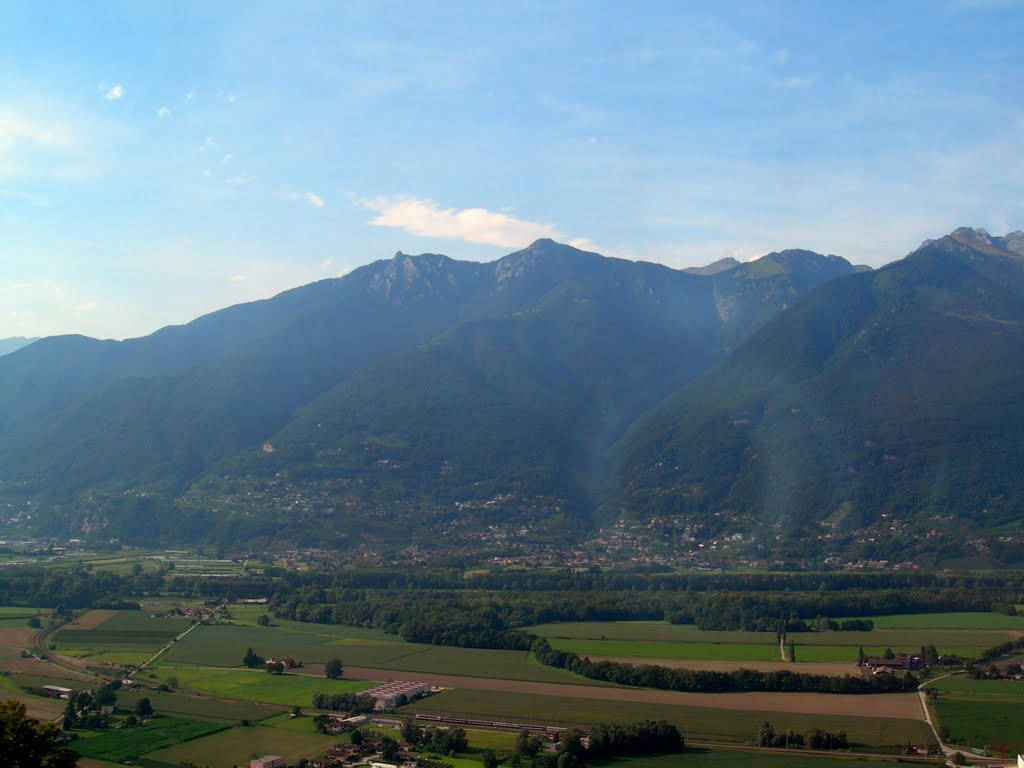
[684,257,740,275]
[0,337,38,356]
[0,239,860,545]
[606,227,1024,562]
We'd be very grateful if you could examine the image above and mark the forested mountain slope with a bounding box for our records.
[606,228,1024,560]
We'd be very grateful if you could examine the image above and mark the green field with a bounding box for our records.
[165,621,602,684]
[548,638,780,661]
[594,748,909,767]
[930,676,1024,696]
[116,688,281,723]
[71,717,227,761]
[403,689,931,748]
[148,666,373,707]
[933,696,1024,748]
[145,722,340,768]
[55,610,190,660]
[860,612,1024,630]
[529,620,1000,663]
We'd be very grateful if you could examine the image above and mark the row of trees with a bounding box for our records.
[586,721,683,757]
[531,638,918,694]
[310,692,375,712]
[270,582,1017,639]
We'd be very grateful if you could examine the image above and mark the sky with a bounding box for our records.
[1,1,1023,340]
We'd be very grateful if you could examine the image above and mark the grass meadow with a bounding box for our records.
[146,666,373,707]
[116,688,281,723]
[529,618,1006,664]
[933,695,1024,748]
[403,688,931,748]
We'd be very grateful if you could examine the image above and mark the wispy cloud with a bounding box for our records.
[225,171,255,186]
[304,192,325,209]
[104,84,125,101]
[156,106,171,118]
[360,195,567,248]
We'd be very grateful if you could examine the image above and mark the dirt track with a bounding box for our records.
[588,656,860,676]
[343,666,924,720]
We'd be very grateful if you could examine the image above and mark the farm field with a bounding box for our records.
[529,620,1004,665]
[53,610,190,662]
[593,748,909,767]
[116,688,281,723]
[404,688,932,748]
[929,676,1024,696]
[145,721,340,768]
[147,666,373,707]
[859,612,1024,630]
[165,620,599,685]
[932,695,1024,749]
[70,717,227,761]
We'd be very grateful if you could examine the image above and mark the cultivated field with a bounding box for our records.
[145,720,340,768]
[933,696,1024,749]
[71,717,227,761]
[528,618,1010,667]
[404,688,931,748]
[116,688,281,723]
[164,619,597,685]
[53,610,190,665]
[347,665,923,719]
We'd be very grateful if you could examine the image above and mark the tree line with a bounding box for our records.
[531,638,917,694]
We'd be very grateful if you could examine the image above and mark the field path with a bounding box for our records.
[343,666,924,720]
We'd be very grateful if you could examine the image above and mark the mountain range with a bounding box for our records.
[0,229,1020,564]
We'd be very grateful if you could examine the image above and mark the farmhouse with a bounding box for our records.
[864,653,921,673]
[250,757,284,768]
[41,685,72,699]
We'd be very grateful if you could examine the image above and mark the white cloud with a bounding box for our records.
[221,153,233,165]
[156,106,171,118]
[185,89,195,102]
[0,110,72,150]
[75,300,98,312]
[304,192,325,209]
[225,171,254,185]
[229,274,246,282]
[104,85,125,101]
[0,108,82,182]
[226,92,238,103]
[775,48,791,65]
[359,195,568,248]
[199,136,214,152]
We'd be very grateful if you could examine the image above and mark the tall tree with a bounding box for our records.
[1,700,79,767]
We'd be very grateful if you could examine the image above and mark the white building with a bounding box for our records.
[250,756,284,768]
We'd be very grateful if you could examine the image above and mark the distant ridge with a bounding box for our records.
[0,337,38,356]
[684,257,740,275]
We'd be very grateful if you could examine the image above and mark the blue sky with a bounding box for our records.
[2,1,1022,339]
